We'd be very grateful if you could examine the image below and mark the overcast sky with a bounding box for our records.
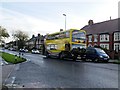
[0,0,119,43]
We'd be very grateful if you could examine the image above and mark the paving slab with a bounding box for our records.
[2,64,15,85]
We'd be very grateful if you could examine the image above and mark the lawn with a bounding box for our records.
[0,52,26,64]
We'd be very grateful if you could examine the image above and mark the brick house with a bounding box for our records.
[26,34,45,54]
[81,18,120,59]
[26,34,44,50]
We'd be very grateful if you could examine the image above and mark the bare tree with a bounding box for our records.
[14,30,28,41]
[13,30,29,49]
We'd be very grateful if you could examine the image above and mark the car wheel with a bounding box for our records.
[104,60,108,63]
[94,58,99,62]
[81,57,86,62]
[92,58,95,62]
[72,55,77,61]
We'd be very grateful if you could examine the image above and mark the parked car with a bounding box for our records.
[31,49,40,54]
[84,47,110,62]
[8,48,16,51]
[19,48,28,52]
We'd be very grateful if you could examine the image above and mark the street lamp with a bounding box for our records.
[63,14,66,31]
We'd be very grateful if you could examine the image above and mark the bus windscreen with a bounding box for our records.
[72,30,86,43]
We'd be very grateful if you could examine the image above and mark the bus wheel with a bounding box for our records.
[81,58,86,62]
[59,52,64,60]
[46,55,49,58]
[46,53,50,58]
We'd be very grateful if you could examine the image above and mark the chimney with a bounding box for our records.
[88,20,94,25]
[60,29,63,32]
[110,16,111,20]
[38,33,40,37]
[32,35,35,38]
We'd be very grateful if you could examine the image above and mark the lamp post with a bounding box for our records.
[63,14,66,31]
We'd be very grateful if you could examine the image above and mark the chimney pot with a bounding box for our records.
[110,16,111,20]
[88,20,94,25]
[60,29,63,32]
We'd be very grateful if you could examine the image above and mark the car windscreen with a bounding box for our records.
[95,48,106,54]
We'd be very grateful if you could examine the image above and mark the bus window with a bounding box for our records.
[59,32,66,38]
[54,34,59,39]
[59,31,70,38]
[50,44,58,50]
[47,44,58,50]
[47,45,51,50]
[65,31,70,38]
[55,45,57,49]
[47,35,52,40]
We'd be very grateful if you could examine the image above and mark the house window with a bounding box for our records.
[94,35,98,42]
[88,35,92,42]
[114,32,120,41]
[100,44,109,50]
[100,34,109,42]
[114,43,120,52]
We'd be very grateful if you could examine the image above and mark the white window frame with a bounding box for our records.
[114,32,120,41]
[100,44,109,50]
[88,44,92,47]
[100,35,104,41]
[114,43,120,52]
[94,34,98,42]
[100,34,109,42]
[88,35,92,42]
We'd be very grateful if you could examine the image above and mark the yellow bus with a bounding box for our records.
[44,29,86,60]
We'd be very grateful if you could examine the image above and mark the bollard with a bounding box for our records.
[14,55,17,63]
[19,52,21,58]
[22,53,24,56]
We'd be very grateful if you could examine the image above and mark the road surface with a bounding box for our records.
[1,49,119,89]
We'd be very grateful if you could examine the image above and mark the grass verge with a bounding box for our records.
[113,60,120,64]
[0,52,26,64]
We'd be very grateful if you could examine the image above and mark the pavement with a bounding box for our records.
[1,57,15,89]
[2,64,15,85]
[109,59,119,63]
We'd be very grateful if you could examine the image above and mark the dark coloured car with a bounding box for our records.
[84,47,110,62]
[8,48,16,51]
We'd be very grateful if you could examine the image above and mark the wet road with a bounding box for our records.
[2,50,119,88]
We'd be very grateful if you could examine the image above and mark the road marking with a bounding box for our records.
[11,77,16,85]
[5,77,16,88]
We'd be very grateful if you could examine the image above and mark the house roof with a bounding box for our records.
[81,18,119,35]
[27,35,44,42]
